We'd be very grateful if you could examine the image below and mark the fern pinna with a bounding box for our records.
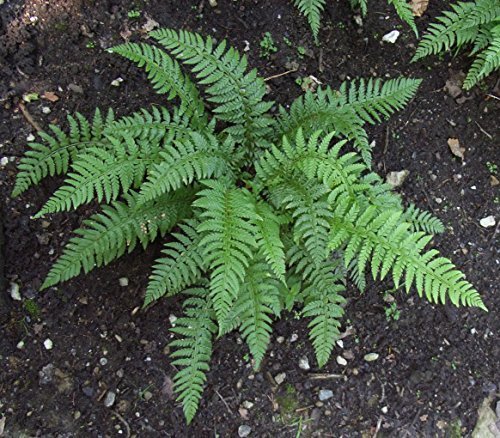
[413,0,500,89]
[13,28,486,424]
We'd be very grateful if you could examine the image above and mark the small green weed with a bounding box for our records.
[128,9,141,19]
[260,32,278,59]
[486,161,498,175]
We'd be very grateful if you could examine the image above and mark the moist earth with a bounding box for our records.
[0,0,499,436]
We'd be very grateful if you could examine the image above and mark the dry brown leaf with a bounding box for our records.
[238,407,249,419]
[141,15,159,33]
[411,0,429,17]
[491,175,499,187]
[41,91,59,102]
[447,138,465,160]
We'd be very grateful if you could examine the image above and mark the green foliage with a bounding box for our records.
[413,0,500,89]
[259,32,279,58]
[292,0,417,41]
[13,28,486,424]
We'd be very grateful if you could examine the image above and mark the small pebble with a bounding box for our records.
[99,357,108,366]
[382,30,400,43]
[382,406,389,414]
[276,336,285,344]
[435,198,443,204]
[274,372,286,385]
[480,215,496,228]
[242,400,254,409]
[208,0,217,6]
[118,277,128,287]
[299,356,310,371]
[43,338,53,350]
[169,314,177,325]
[289,333,299,343]
[104,391,116,407]
[9,282,21,301]
[111,77,124,87]
[336,355,347,366]
[0,157,8,167]
[336,339,344,348]
[144,391,153,401]
[26,134,36,142]
[16,340,25,349]
[41,106,51,114]
[238,425,252,437]
[364,353,379,362]
[319,389,334,401]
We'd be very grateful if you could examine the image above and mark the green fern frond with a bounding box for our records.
[348,0,368,16]
[289,246,346,367]
[41,189,194,290]
[170,288,217,424]
[276,78,421,162]
[12,109,114,197]
[35,135,160,217]
[403,204,445,234]
[145,219,206,306]
[194,180,259,322]
[234,259,281,369]
[464,26,500,89]
[388,0,418,35]
[328,206,486,310]
[138,132,234,204]
[109,42,206,120]
[292,0,326,42]
[149,28,274,149]
[254,202,287,282]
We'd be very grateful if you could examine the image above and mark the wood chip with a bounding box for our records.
[410,0,429,17]
[447,138,465,160]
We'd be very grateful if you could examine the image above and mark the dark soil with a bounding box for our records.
[0,0,499,436]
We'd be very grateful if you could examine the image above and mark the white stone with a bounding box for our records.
[43,338,53,350]
[17,340,25,349]
[9,282,21,301]
[104,391,116,407]
[274,372,286,385]
[336,339,344,348]
[111,77,124,87]
[480,215,496,228]
[169,314,177,326]
[382,30,400,43]
[319,389,334,401]
[42,106,51,114]
[118,277,129,287]
[299,356,310,371]
[26,134,35,142]
[386,170,409,188]
[289,333,299,343]
[382,406,389,414]
[0,157,8,167]
[364,353,379,362]
[276,336,285,344]
[435,198,443,204]
[238,425,252,437]
[242,400,254,409]
[336,355,347,366]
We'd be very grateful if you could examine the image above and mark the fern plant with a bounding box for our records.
[292,0,417,42]
[13,28,486,424]
[413,0,500,89]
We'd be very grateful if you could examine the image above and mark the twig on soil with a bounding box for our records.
[489,221,500,247]
[486,93,500,101]
[113,410,131,438]
[18,102,42,132]
[383,125,390,155]
[295,405,315,413]
[373,417,383,438]
[264,69,298,82]
[308,373,345,380]
[214,389,233,415]
[318,48,324,73]
[475,122,493,140]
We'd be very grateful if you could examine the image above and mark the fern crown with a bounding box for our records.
[13,28,486,424]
